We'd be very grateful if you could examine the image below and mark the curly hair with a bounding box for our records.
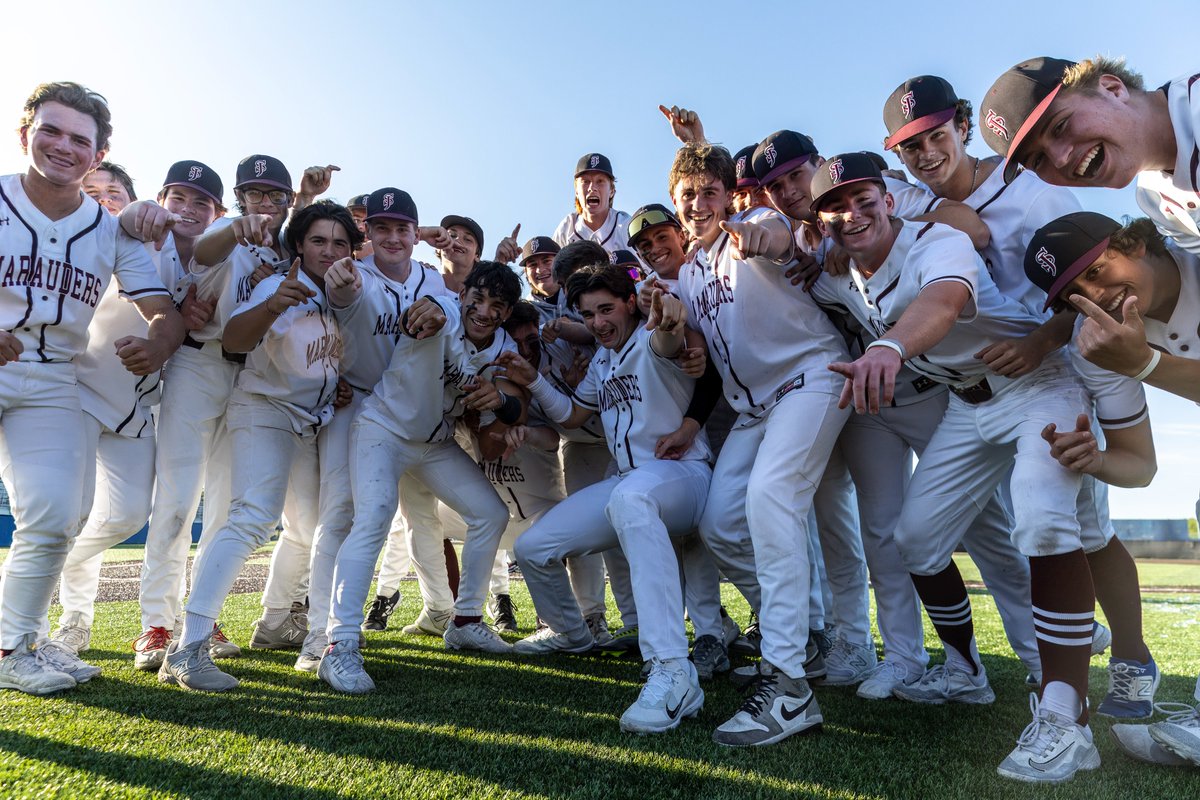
[668,142,736,198]
[19,82,112,153]
[1107,216,1168,261]
[464,260,522,308]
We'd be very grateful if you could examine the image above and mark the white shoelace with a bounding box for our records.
[1154,702,1200,728]
[640,661,678,706]
[1015,694,1069,755]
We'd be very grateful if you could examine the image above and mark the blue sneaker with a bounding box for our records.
[1096,657,1159,719]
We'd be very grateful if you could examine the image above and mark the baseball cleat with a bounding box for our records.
[1149,702,1200,766]
[713,660,822,747]
[50,617,91,654]
[729,612,760,657]
[619,658,703,734]
[132,626,172,671]
[823,638,878,686]
[34,639,101,683]
[444,620,514,654]
[208,624,241,659]
[158,639,239,692]
[857,660,920,700]
[1090,621,1112,657]
[893,663,994,705]
[249,613,308,650]
[997,693,1100,783]
[0,636,76,695]
[513,627,594,655]
[690,634,731,681]
[488,593,518,634]
[1110,723,1188,766]
[596,625,639,656]
[318,639,375,695]
[401,606,453,636]
[585,613,613,646]
[1097,656,1159,719]
[363,591,400,632]
[295,630,328,673]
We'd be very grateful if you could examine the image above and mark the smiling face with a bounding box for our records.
[577,287,638,351]
[894,118,971,195]
[23,101,105,190]
[83,168,131,214]
[236,182,291,231]
[509,320,542,368]
[443,224,479,268]
[633,224,687,278]
[762,160,820,223]
[298,219,353,280]
[671,173,729,249]
[160,185,220,238]
[816,182,896,267]
[575,171,614,216]
[367,218,418,269]
[1058,243,1154,319]
[458,285,512,346]
[523,253,558,297]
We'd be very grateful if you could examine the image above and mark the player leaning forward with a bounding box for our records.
[0,82,185,694]
[811,152,1103,783]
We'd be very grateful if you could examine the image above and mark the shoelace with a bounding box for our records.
[692,636,722,663]
[56,626,88,649]
[1015,694,1068,755]
[1153,702,1200,728]
[212,625,232,644]
[132,627,170,652]
[1107,662,1144,699]
[738,671,781,716]
[495,595,517,619]
[36,640,77,668]
[917,664,949,687]
[640,661,678,706]
[867,660,910,683]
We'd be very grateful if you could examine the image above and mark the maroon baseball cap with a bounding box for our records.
[1024,211,1120,311]
[234,154,292,192]
[733,144,759,189]
[752,130,818,185]
[883,76,960,150]
[519,235,560,266]
[980,57,1077,183]
[365,187,418,225]
[809,152,886,213]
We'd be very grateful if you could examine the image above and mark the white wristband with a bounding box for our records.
[1130,349,1162,382]
[528,373,573,424]
[867,339,907,361]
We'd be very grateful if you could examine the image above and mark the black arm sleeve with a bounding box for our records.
[684,358,722,426]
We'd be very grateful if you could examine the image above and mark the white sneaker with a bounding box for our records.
[132,626,172,671]
[1111,724,1188,766]
[0,636,76,695]
[713,661,822,746]
[402,606,453,636]
[318,639,375,694]
[1149,702,1200,766]
[295,629,329,673]
[50,620,91,653]
[1090,621,1111,657]
[444,620,514,654]
[514,627,593,655]
[893,663,994,705]
[719,608,741,648]
[823,638,878,686]
[249,612,308,650]
[208,624,241,659]
[997,693,1101,783]
[158,639,239,692]
[34,639,101,683]
[619,658,703,734]
[857,660,919,700]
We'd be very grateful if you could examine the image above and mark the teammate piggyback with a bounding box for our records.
[1,65,1197,784]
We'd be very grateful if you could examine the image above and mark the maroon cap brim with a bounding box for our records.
[735,177,760,189]
[1043,236,1110,311]
[366,212,417,224]
[759,155,814,186]
[883,107,957,150]
[1002,83,1062,183]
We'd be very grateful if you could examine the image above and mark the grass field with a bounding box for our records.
[0,552,1197,799]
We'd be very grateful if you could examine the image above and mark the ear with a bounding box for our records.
[90,148,108,173]
[816,216,831,238]
[18,126,29,156]
[884,192,895,215]
[458,285,468,303]
[1097,73,1130,101]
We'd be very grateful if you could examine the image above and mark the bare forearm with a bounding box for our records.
[194,225,238,269]
[1143,354,1200,403]
[883,283,969,358]
[222,303,277,352]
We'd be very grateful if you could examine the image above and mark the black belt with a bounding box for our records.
[182,334,246,365]
[950,377,993,405]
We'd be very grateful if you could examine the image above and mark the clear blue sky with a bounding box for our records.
[2,0,1195,519]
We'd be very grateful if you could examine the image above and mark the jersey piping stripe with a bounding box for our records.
[37,207,105,361]
[913,221,936,241]
[973,181,1010,216]
[382,283,403,343]
[503,486,527,520]
[1098,405,1148,428]
[0,184,39,330]
[115,373,160,435]
[37,294,66,361]
[923,196,939,214]
[873,276,902,306]
[309,295,336,418]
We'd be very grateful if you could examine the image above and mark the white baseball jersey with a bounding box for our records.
[191,225,288,343]
[572,325,711,474]
[478,416,566,522]
[676,207,848,423]
[331,256,446,393]
[230,269,341,432]
[552,209,632,254]
[528,292,606,444]
[808,220,1040,387]
[1136,71,1200,252]
[0,174,168,362]
[444,303,518,422]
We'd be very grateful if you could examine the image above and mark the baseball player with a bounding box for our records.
[82,161,136,214]
[345,193,373,259]
[49,160,225,653]
[552,153,631,255]
[980,56,1200,252]
[1024,212,1195,767]
[158,201,355,691]
[809,153,1097,783]
[495,263,711,735]
[0,82,184,695]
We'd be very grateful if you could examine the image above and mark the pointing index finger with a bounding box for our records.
[1069,293,1119,328]
[286,257,301,281]
[511,223,521,240]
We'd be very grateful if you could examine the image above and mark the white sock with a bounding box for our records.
[181,612,217,647]
[1041,680,1084,723]
[261,607,290,627]
[943,637,982,675]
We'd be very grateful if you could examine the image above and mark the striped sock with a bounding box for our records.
[911,562,980,674]
[1031,550,1095,724]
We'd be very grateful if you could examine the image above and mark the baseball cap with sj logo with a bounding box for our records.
[883,76,960,150]
[809,152,887,213]
[575,153,615,178]
[1024,211,1121,311]
[752,130,819,186]
[979,57,1078,183]
[234,154,292,192]
[365,187,418,225]
[162,160,224,206]
[520,236,560,266]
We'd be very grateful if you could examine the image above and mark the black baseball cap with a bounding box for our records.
[861,151,890,172]
[610,249,641,269]
[519,236,560,266]
[980,57,1077,183]
[1024,211,1120,311]
[733,144,759,188]
[346,193,369,209]
[883,76,960,150]
[627,203,681,246]
[575,152,615,178]
[752,130,819,185]
[234,154,292,192]
[162,160,223,206]
[441,214,485,255]
[809,152,886,213]
[365,187,418,225]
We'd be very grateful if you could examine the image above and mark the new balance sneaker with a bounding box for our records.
[318,639,375,694]
[857,660,920,700]
[1149,702,1200,766]
[1091,621,1111,657]
[596,625,639,656]
[34,639,101,683]
[1097,656,1159,719]
[50,616,91,653]
[295,629,328,673]
[158,639,239,692]
[1111,723,1189,766]
[249,612,308,650]
[729,612,760,657]
[585,613,613,646]
[364,591,400,632]
[893,663,994,705]
[514,627,594,655]
[619,658,703,734]
[444,620,513,654]
[823,638,878,686]
[488,594,518,634]
[0,636,76,695]
[690,634,731,681]
[713,661,822,746]
[209,624,241,659]
[719,607,741,648]
[132,626,172,671]
[401,606,453,636]
[997,693,1101,783]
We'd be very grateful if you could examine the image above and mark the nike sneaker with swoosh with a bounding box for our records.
[619,658,703,734]
[997,693,1100,783]
[713,660,823,747]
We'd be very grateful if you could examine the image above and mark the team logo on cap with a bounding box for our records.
[383,192,394,211]
[900,91,916,119]
[589,154,600,169]
[829,159,844,183]
[763,143,777,168]
[254,159,268,177]
[985,109,1009,141]
[188,165,202,181]
[530,239,540,254]
[609,252,619,265]
[736,156,747,177]
[1035,246,1057,276]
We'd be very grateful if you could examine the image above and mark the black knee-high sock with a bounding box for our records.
[911,561,979,674]
[1086,538,1150,662]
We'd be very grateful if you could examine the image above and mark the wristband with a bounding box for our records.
[1130,349,1161,382]
[867,339,907,361]
[495,391,522,424]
